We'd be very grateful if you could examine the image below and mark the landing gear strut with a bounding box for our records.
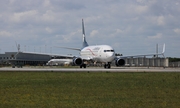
[104,63,111,69]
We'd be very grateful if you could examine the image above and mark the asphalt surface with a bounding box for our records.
[0,67,180,72]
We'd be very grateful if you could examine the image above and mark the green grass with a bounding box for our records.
[0,72,180,108]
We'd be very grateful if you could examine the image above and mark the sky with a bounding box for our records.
[0,0,180,57]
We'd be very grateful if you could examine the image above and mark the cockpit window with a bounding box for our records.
[104,50,114,52]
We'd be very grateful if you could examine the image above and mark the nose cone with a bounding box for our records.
[107,52,115,61]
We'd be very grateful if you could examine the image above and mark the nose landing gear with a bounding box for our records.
[104,63,111,69]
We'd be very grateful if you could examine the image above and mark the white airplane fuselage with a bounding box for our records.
[80,45,115,63]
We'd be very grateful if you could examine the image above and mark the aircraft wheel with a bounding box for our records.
[108,64,111,69]
[104,64,107,68]
[80,64,86,68]
[83,64,86,68]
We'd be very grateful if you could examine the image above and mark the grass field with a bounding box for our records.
[0,72,180,108]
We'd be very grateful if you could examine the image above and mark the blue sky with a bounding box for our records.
[0,0,180,57]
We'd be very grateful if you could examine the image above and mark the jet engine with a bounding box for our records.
[115,58,125,66]
[73,57,83,66]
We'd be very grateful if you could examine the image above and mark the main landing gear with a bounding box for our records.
[104,63,111,69]
[80,64,87,68]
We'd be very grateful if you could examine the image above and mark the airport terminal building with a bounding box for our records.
[122,57,168,67]
[0,52,52,66]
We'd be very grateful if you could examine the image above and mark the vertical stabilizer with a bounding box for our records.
[82,19,89,48]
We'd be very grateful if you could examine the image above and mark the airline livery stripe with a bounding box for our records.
[86,48,97,56]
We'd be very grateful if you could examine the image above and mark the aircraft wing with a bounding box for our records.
[28,52,74,57]
[119,53,164,58]
[54,46,81,51]
[118,44,165,58]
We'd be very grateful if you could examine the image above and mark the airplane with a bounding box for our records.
[55,19,165,69]
[46,58,72,66]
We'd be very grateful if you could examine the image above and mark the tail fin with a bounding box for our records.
[82,19,89,48]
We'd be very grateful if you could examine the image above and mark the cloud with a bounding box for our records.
[174,28,180,34]
[0,0,180,57]
[0,31,11,37]
[115,29,124,34]
[157,16,165,26]
[42,10,56,22]
[10,10,38,23]
[43,0,51,7]
[134,5,149,14]
[148,33,162,39]
[90,30,99,37]
[147,15,166,26]
[45,27,52,33]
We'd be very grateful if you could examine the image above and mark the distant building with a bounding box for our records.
[0,52,57,67]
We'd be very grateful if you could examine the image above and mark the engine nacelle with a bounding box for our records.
[115,58,125,66]
[73,57,83,66]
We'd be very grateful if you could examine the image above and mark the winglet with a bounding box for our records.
[162,43,165,58]
[162,43,165,54]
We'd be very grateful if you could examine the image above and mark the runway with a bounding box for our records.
[0,67,180,72]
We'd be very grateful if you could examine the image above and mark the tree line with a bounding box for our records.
[168,57,180,62]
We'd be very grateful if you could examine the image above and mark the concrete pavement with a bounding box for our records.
[0,67,180,72]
